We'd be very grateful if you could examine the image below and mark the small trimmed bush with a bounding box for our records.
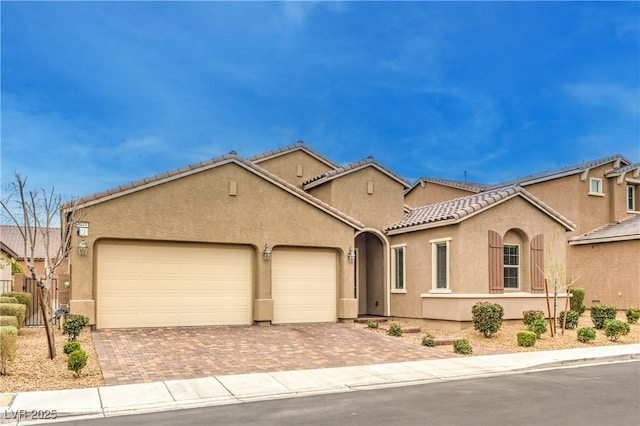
[0,303,26,328]
[591,305,617,329]
[604,319,630,341]
[63,315,90,341]
[0,316,18,328]
[522,310,545,326]
[63,341,82,356]
[0,297,18,304]
[517,331,537,347]
[1,292,31,312]
[453,339,473,355]
[421,333,436,347]
[472,302,504,337]
[626,308,640,324]
[67,349,88,377]
[558,310,579,329]
[388,323,402,337]
[527,318,547,338]
[366,320,379,329]
[577,327,596,343]
[569,287,586,315]
[0,325,18,375]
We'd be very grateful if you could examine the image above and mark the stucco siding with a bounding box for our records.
[569,239,640,309]
[405,183,475,208]
[253,150,334,187]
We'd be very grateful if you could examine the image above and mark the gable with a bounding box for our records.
[253,149,337,187]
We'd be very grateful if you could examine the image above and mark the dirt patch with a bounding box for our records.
[364,311,640,353]
[0,326,104,393]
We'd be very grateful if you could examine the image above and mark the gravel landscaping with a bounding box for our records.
[1,310,638,393]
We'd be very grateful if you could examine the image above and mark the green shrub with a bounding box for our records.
[63,341,82,356]
[1,292,31,312]
[0,316,18,328]
[421,333,436,347]
[62,315,89,341]
[569,287,586,315]
[387,323,402,337]
[604,319,630,341]
[453,339,473,355]
[67,349,88,377]
[527,318,547,338]
[517,331,537,347]
[472,302,504,337]
[0,303,26,329]
[0,297,18,304]
[577,327,596,343]
[591,305,617,329]
[0,325,18,375]
[522,310,545,326]
[558,310,580,329]
[366,320,379,329]
[626,308,640,324]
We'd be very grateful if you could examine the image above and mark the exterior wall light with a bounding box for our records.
[347,247,356,263]
[78,240,88,256]
[263,244,272,261]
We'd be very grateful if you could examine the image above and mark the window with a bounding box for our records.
[589,177,604,196]
[430,237,451,291]
[503,244,519,289]
[391,245,406,292]
[627,185,636,211]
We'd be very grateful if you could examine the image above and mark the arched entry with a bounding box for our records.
[355,229,388,316]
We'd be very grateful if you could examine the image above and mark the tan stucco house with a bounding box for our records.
[68,142,638,330]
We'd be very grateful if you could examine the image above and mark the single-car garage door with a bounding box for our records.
[96,240,252,329]
[272,248,336,324]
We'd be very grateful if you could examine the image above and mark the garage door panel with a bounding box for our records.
[97,241,252,329]
[272,248,336,324]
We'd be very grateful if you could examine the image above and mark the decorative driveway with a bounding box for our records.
[93,323,460,386]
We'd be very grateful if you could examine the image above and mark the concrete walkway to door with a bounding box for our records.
[92,323,503,386]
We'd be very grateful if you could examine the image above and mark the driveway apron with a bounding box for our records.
[92,323,461,386]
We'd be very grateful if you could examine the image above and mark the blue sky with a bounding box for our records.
[2,1,639,202]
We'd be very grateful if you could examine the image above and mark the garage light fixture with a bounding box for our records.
[347,247,356,263]
[78,240,88,256]
[263,244,272,261]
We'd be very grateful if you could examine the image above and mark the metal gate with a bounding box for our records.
[23,278,58,326]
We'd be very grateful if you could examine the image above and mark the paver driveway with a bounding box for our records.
[93,323,456,386]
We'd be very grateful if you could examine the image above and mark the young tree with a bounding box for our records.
[1,173,82,359]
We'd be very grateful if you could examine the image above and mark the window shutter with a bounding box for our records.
[488,230,504,294]
[530,234,545,294]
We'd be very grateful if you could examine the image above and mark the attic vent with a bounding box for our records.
[296,164,303,177]
[229,180,238,196]
[367,180,374,195]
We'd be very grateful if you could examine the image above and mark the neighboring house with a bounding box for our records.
[64,142,583,330]
[0,225,70,306]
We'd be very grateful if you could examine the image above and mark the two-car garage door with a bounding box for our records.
[96,240,252,329]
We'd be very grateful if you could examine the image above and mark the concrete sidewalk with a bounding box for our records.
[1,344,639,425]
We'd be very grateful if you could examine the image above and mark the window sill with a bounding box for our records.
[391,289,407,294]
[588,192,605,197]
[429,289,451,294]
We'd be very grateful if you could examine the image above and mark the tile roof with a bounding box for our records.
[302,156,411,189]
[386,185,575,233]
[405,177,489,195]
[569,214,640,244]
[486,154,631,189]
[248,140,340,170]
[63,154,365,230]
[605,163,640,178]
[0,225,62,260]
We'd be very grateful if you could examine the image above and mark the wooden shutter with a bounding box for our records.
[530,234,545,294]
[488,230,504,294]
